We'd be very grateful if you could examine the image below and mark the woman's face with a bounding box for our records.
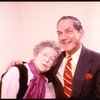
[34,47,58,73]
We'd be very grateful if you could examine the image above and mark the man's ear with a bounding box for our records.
[80,28,84,39]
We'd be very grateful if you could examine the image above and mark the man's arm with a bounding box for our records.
[6,61,24,72]
[95,65,100,99]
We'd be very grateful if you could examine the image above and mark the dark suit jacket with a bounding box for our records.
[46,45,100,100]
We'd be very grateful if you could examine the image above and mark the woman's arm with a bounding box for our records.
[1,67,20,99]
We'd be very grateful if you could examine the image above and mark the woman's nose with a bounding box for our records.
[45,57,49,63]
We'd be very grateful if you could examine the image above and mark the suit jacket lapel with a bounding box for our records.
[72,46,93,98]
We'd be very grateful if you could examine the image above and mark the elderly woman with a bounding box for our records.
[1,40,61,99]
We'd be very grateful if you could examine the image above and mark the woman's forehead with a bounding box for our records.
[40,47,56,53]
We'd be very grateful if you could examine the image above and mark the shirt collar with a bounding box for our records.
[65,44,82,60]
[72,44,82,59]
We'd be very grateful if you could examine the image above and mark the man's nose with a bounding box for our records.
[61,32,67,39]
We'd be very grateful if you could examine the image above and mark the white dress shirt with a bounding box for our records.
[57,45,82,86]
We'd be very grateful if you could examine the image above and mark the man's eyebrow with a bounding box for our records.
[65,27,71,31]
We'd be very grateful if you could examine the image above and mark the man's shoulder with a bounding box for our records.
[87,48,100,56]
[85,47,100,62]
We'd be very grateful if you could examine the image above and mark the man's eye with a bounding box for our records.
[57,31,62,36]
[65,30,72,33]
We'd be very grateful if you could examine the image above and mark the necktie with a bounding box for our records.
[63,56,72,98]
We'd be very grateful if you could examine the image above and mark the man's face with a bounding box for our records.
[57,19,84,55]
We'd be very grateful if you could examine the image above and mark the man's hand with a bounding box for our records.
[6,60,23,72]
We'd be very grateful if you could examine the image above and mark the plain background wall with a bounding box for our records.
[0,1,100,77]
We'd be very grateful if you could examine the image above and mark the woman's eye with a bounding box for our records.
[42,54,46,56]
[49,57,55,62]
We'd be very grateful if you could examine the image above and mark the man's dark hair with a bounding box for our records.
[57,16,83,31]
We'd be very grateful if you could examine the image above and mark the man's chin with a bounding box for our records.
[64,47,72,52]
